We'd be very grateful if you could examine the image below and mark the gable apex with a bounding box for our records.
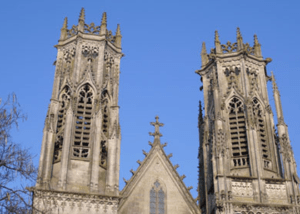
[119,117,200,214]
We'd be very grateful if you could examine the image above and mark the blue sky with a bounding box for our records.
[1,0,300,197]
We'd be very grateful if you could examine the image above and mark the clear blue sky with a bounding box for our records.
[1,0,300,197]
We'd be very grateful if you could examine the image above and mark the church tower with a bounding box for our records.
[197,29,300,214]
[33,9,123,214]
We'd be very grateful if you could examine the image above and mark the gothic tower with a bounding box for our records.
[33,9,123,214]
[197,29,300,214]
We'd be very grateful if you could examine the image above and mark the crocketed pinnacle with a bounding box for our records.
[254,34,262,57]
[149,116,164,145]
[115,24,122,48]
[201,42,208,67]
[60,17,68,40]
[62,17,68,29]
[215,30,222,54]
[78,8,85,32]
[271,71,279,93]
[198,101,204,128]
[100,12,107,36]
[79,8,85,22]
[236,27,243,51]
[101,12,107,25]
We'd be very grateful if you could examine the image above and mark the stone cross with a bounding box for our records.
[149,116,164,144]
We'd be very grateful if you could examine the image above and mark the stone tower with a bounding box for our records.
[33,9,123,214]
[197,29,300,214]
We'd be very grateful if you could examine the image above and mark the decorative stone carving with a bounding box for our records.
[265,183,287,203]
[33,189,120,214]
[232,181,253,199]
[221,41,237,53]
[216,129,226,157]
[84,23,100,34]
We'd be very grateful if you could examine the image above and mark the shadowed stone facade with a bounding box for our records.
[196,29,300,214]
[33,10,300,214]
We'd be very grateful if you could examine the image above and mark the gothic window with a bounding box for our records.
[54,86,71,162]
[73,84,93,159]
[252,98,271,168]
[228,97,249,167]
[57,86,71,132]
[150,181,165,214]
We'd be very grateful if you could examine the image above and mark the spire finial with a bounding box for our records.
[100,12,107,36]
[236,27,243,51]
[149,116,164,145]
[115,24,122,48]
[201,42,208,67]
[254,34,262,58]
[59,17,68,41]
[215,30,222,54]
[78,8,85,32]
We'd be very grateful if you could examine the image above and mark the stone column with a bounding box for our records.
[90,112,102,192]
[59,105,73,189]
[36,128,48,187]
[43,129,54,188]
[106,137,117,194]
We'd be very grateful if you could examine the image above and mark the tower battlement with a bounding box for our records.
[58,8,122,49]
[199,28,272,70]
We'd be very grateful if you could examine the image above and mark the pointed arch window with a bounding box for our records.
[73,84,93,159]
[228,97,249,167]
[252,98,271,169]
[150,181,165,214]
[54,86,71,162]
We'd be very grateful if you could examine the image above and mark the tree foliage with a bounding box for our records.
[0,94,36,213]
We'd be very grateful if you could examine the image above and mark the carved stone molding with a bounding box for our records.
[33,189,120,214]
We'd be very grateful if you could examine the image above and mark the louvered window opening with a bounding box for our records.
[100,140,107,168]
[150,181,165,214]
[252,98,270,168]
[102,105,109,137]
[228,97,249,167]
[73,84,93,159]
[54,87,71,162]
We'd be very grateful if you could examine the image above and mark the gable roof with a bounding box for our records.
[119,116,200,214]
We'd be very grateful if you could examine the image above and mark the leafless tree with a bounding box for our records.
[0,93,36,213]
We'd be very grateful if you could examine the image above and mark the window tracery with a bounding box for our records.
[54,86,71,163]
[228,97,249,167]
[73,84,93,159]
[150,181,165,214]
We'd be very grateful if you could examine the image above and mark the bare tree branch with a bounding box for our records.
[0,93,37,213]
